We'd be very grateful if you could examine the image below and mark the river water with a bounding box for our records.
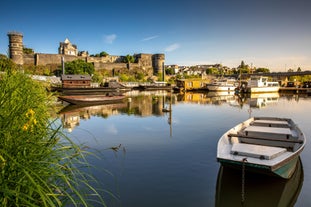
[58,91,311,207]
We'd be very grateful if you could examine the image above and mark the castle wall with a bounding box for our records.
[93,62,132,70]
[135,54,153,68]
[33,54,86,65]
[23,54,35,65]
[8,32,165,74]
[86,55,123,64]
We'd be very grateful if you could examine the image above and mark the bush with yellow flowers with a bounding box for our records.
[0,72,105,206]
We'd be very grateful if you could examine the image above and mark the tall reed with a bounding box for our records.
[0,72,106,206]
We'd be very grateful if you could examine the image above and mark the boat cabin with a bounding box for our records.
[61,74,92,88]
[248,76,279,87]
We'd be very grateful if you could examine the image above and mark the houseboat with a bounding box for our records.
[243,76,280,93]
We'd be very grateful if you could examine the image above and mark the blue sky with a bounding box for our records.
[1,0,310,71]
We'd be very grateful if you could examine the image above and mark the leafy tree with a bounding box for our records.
[65,59,94,75]
[255,68,270,73]
[240,60,245,69]
[206,67,220,75]
[136,72,144,81]
[165,67,174,75]
[99,51,109,57]
[297,67,302,72]
[23,47,34,54]
[90,51,109,57]
[123,54,135,63]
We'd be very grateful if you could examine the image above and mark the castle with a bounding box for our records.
[7,32,165,75]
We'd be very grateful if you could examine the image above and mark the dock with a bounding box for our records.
[279,87,309,93]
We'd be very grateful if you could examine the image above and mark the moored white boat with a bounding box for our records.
[206,78,238,91]
[217,117,305,179]
[246,76,280,93]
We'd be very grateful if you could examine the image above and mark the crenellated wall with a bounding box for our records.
[7,32,165,74]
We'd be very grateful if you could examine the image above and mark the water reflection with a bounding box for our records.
[58,90,176,131]
[177,91,236,105]
[58,103,127,131]
[55,90,310,206]
[58,91,310,131]
[215,158,304,207]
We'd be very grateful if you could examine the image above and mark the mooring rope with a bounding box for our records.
[241,158,247,206]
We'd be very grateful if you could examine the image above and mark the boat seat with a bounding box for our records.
[244,126,293,139]
[231,143,287,160]
[251,120,290,128]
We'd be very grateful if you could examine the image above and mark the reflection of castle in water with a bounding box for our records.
[59,91,176,131]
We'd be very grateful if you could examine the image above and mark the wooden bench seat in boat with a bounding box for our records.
[231,143,287,160]
[228,125,301,149]
[251,120,290,128]
[244,126,293,139]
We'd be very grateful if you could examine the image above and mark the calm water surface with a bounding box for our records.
[59,91,311,207]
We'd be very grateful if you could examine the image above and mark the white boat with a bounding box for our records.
[206,78,238,91]
[246,76,280,93]
[217,117,305,179]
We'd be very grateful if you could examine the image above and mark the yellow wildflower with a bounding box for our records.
[22,124,28,131]
[26,109,35,118]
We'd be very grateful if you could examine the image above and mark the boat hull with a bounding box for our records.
[58,95,126,105]
[207,85,236,91]
[218,154,300,179]
[247,86,280,93]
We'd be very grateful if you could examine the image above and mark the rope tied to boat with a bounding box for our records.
[241,158,247,206]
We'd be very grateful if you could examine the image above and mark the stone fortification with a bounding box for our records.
[7,32,24,65]
[7,32,165,75]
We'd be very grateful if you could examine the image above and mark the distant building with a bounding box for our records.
[61,74,92,88]
[58,38,78,56]
[176,79,210,91]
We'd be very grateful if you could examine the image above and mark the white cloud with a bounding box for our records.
[165,43,180,52]
[141,35,159,41]
[105,124,118,135]
[103,34,117,44]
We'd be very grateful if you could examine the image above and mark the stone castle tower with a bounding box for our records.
[152,54,165,74]
[7,32,24,65]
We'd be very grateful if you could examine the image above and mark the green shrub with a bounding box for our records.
[0,72,105,206]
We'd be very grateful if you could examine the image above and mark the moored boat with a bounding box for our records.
[58,94,126,105]
[206,78,238,91]
[245,76,280,93]
[217,117,305,179]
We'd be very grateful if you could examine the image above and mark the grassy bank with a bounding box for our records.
[0,72,105,206]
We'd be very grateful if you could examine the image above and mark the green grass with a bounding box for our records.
[0,72,106,206]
